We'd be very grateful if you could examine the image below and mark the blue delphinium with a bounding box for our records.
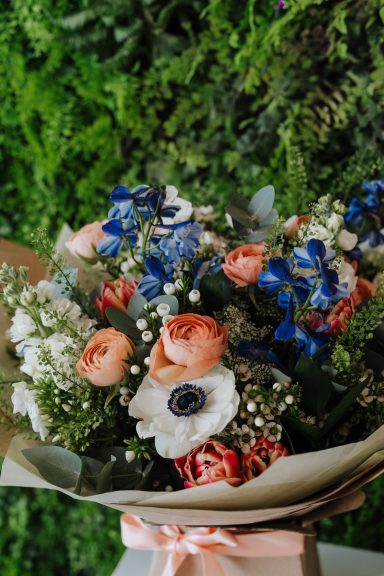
[97,219,137,257]
[137,257,174,300]
[259,239,348,357]
[344,178,384,248]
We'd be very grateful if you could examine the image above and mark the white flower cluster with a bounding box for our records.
[297,195,358,252]
[8,280,96,439]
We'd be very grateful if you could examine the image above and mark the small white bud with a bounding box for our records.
[119,395,130,407]
[163,283,176,295]
[162,314,174,326]
[144,356,151,366]
[136,318,148,331]
[175,278,184,291]
[165,484,174,492]
[130,364,141,375]
[278,401,287,412]
[55,397,61,405]
[254,415,265,427]
[188,289,200,303]
[82,401,91,410]
[150,311,158,319]
[62,404,71,413]
[52,435,61,443]
[156,303,170,317]
[244,383,252,392]
[20,290,36,306]
[272,382,282,392]
[285,394,294,405]
[125,450,136,464]
[119,386,129,395]
[142,330,153,343]
[247,401,257,413]
[159,326,164,334]
[144,303,152,311]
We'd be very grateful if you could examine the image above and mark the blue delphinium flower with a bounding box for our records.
[192,254,223,289]
[159,222,202,264]
[258,257,309,303]
[344,178,384,244]
[137,257,174,300]
[97,219,137,257]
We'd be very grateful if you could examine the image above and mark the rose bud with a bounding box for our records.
[95,278,136,319]
[65,221,106,260]
[76,328,136,386]
[175,441,243,488]
[241,436,289,481]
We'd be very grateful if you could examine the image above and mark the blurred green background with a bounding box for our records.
[0,0,383,574]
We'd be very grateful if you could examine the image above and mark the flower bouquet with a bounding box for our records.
[1,181,384,576]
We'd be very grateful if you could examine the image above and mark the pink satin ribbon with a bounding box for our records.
[120,514,305,576]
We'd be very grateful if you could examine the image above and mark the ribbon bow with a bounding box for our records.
[120,514,305,576]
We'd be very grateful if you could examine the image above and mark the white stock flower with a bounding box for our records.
[35,280,56,304]
[336,229,358,251]
[9,309,37,343]
[129,364,239,458]
[11,382,49,441]
[327,212,344,234]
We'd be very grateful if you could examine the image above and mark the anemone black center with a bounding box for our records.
[167,383,207,417]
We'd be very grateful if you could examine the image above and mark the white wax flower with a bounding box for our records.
[129,364,239,458]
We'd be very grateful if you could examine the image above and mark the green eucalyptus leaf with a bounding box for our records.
[294,354,333,416]
[270,367,291,383]
[105,307,142,342]
[127,293,148,321]
[248,185,275,222]
[96,460,116,494]
[23,447,82,489]
[149,295,179,316]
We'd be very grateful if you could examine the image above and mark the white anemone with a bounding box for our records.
[129,364,239,459]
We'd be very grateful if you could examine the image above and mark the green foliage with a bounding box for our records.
[1,0,384,242]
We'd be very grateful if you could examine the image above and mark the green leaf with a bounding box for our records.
[23,447,82,489]
[105,307,142,342]
[96,460,116,494]
[199,269,233,311]
[281,415,322,448]
[270,367,291,383]
[127,293,148,321]
[321,377,369,436]
[104,383,120,409]
[149,295,179,316]
[294,354,333,416]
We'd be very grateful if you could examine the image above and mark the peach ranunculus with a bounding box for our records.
[76,328,135,386]
[175,441,243,488]
[95,278,136,319]
[65,221,106,260]
[326,277,376,336]
[241,436,289,481]
[149,313,228,385]
[222,243,266,288]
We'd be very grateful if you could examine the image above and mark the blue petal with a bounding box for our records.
[307,239,326,263]
[96,236,122,257]
[268,257,292,281]
[102,219,124,237]
[137,275,163,300]
[293,247,313,268]
[258,272,283,293]
[110,185,131,203]
[144,257,170,282]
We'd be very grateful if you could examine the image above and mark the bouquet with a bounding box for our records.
[1,181,384,575]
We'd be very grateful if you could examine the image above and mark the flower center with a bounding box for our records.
[167,383,207,418]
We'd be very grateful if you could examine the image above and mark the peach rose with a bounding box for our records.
[149,313,228,384]
[222,243,265,288]
[326,277,376,335]
[175,441,243,488]
[76,328,135,386]
[65,221,106,260]
[95,278,136,319]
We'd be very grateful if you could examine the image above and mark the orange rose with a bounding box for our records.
[95,278,136,319]
[76,328,135,386]
[149,313,228,384]
[222,243,266,288]
[65,221,106,260]
[326,277,376,335]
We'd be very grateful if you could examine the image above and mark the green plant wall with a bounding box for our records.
[1,0,383,242]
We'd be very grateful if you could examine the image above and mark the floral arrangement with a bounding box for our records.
[1,180,383,494]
